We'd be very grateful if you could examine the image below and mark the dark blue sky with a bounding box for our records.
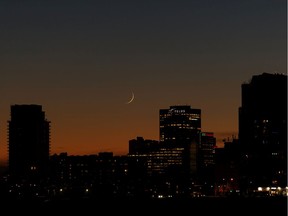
[0,0,286,162]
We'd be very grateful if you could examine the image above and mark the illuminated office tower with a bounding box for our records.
[159,105,201,143]
[159,105,201,175]
[128,136,184,176]
[8,104,50,181]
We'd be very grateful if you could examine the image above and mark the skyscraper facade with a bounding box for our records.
[128,136,185,176]
[197,132,216,194]
[8,104,50,181]
[198,132,216,170]
[159,105,201,176]
[159,105,201,144]
[239,73,287,190]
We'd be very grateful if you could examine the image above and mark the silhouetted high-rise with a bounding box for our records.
[8,105,50,181]
[198,132,216,170]
[239,73,287,190]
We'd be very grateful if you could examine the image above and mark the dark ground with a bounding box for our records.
[1,196,286,216]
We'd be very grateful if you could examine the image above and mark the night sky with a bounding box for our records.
[0,0,286,164]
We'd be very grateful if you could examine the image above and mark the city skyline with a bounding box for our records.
[0,1,286,164]
[1,72,287,203]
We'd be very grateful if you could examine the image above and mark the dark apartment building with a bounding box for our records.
[49,152,129,198]
[8,104,50,182]
[214,138,240,196]
[238,73,287,192]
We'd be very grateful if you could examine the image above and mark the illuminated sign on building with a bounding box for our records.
[169,109,186,113]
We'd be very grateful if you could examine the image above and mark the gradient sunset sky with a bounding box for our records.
[0,0,286,164]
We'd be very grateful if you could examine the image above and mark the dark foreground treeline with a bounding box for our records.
[0,196,286,216]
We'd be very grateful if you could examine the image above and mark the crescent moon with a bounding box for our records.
[126,92,135,104]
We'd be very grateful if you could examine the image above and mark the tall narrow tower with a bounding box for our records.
[8,104,50,181]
